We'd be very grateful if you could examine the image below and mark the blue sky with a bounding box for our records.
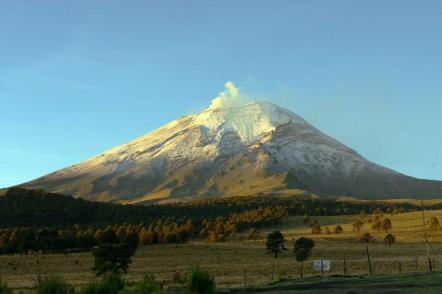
[1,0,441,187]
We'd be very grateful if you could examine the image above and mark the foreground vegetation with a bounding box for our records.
[0,188,426,255]
[0,188,288,255]
[2,208,442,291]
[2,188,442,291]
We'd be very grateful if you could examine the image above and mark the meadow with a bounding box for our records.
[2,209,442,291]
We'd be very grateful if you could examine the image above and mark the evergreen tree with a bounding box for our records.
[293,237,315,279]
[266,231,287,258]
[91,243,135,276]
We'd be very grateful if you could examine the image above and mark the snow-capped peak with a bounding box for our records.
[20,82,442,202]
[195,101,301,143]
[196,82,309,143]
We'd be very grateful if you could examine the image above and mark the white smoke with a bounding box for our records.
[209,81,248,110]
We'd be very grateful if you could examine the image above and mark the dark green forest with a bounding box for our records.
[0,188,423,227]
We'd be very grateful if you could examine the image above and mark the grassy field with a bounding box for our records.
[2,209,442,291]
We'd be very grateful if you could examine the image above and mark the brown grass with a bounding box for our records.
[2,210,442,290]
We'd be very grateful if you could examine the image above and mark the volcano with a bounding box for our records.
[17,82,442,203]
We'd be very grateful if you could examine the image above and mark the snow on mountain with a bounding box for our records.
[18,82,442,203]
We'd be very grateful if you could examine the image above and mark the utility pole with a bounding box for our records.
[421,200,432,271]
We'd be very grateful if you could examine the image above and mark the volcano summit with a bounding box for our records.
[18,83,442,203]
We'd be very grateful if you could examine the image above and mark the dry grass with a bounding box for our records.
[2,209,442,290]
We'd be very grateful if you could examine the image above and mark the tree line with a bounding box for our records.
[0,205,286,255]
[0,188,434,255]
[0,188,424,228]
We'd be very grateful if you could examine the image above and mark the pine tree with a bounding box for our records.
[266,231,287,258]
[293,237,315,279]
[91,243,134,276]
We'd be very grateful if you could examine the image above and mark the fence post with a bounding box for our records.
[398,260,402,274]
[243,267,247,289]
[343,258,347,277]
[365,245,372,276]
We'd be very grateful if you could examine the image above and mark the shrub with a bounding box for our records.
[133,273,163,294]
[80,273,124,294]
[92,243,135,276]
[371,221,382,232]
[186,267,215,294]
[429,216,440,230]
[352,220,364,232]
[382,218,392,232]
[35,275,74,294]
[0,279,13,294]
[302,215,311,225]
[277,270,288,281]
[332,225,343,234]
[311,224,322,235]
[172,272,185,285]
[358,233,374,243]
[384,233,396,247]
[247,228,258,240]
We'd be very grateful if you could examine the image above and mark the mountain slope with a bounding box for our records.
[18,83,442,202]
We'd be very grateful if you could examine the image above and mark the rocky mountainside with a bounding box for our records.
[18,83,442,203]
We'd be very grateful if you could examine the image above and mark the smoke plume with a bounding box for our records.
[209,81,248,110]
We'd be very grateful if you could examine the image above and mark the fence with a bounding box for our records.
[235,256,440,288]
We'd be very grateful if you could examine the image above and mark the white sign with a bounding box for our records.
[314,260,331,271]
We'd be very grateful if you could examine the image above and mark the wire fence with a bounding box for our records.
[236,256,441,288]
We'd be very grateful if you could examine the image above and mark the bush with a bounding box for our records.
[311,224,322,235]
[186,267,215,294]
[384,233,396,247]
[80,273,124,294]
[429,216,440,229]
[0,279,13,294]
[133,273,163,293]
[358,233,374,243]
[247,228,258,240]
[91,243,134,276]
[35,275,74,294]
[172,272,185,285]
[277,270,288,281]
[332,225,343,234]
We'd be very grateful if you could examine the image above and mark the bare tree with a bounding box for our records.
[384,233,396,247]
[382,218,392,233]
[429,217,441,230]
[353,220,364,232]
[332,225,343,234]
[358,233,374,243]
